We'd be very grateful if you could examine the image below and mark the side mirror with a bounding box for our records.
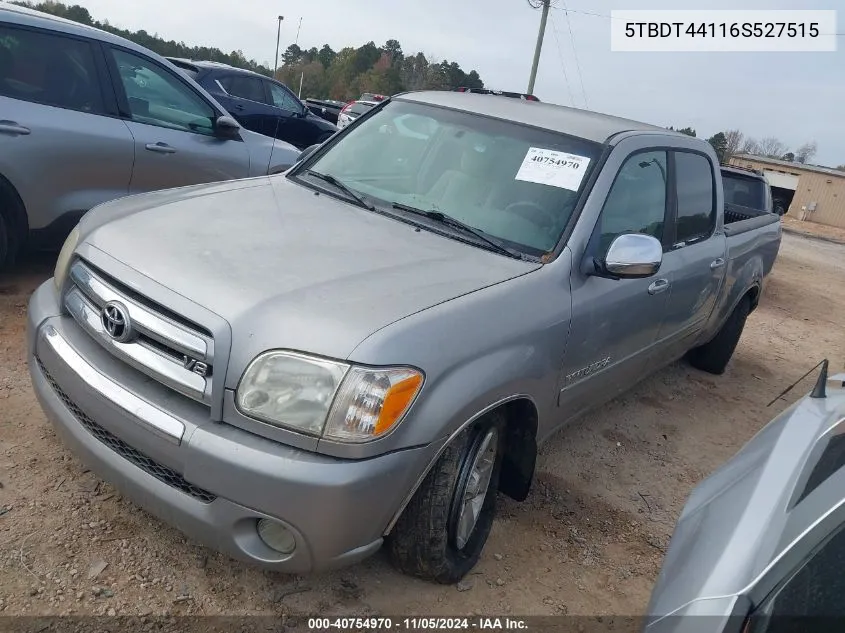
[601,233,662,279]
[214,115,241,139]
[295,143,321,164]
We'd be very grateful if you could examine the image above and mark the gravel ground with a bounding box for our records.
[0,232,843,617]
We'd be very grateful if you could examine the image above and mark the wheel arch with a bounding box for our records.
[383,394,539,536]
[0,171,29,265]
[0,171,29,239]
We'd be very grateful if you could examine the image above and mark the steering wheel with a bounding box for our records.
[504,201,557,230]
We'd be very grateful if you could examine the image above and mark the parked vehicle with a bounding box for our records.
[645,362,845,633]
[28,90,781,583]
[722,165,776,216]
[336,100,379,129]
[360,92,387,103]
[0,4,301,269]
[166,58,337,150]
[455,86,540,101]
[303,98,345,125]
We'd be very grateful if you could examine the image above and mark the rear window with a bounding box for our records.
[723,172,767,210]
[0,24,103,113]
[350,102,375,116]
[173,65,198,80]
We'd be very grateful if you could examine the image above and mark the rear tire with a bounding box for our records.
[387,410,505,583]
[687,297,751,375]
[0,179,25,270]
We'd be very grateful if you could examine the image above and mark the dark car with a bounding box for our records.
[166,58,336,149]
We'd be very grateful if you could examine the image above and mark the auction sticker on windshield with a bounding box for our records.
[515,148,590,191]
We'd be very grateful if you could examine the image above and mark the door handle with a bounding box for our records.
[145,142,177,154]
[232,104,244,111]
[710,258,726,270]
[0,121,31,135]
[648,279,670,295]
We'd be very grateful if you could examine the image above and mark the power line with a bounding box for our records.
[548,13,575,106]
[559,1,588,108]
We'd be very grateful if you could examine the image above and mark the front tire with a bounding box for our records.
[387,411,505,583]
[687,296,750,375]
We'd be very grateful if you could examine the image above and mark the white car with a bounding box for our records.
[336,100,379,129]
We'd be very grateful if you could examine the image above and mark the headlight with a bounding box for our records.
[236,351,349,435]
[54,226,80,293]
[236,350,423,442]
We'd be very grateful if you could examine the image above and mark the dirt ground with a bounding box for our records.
[781,215,845,245]
[0,232,843,618]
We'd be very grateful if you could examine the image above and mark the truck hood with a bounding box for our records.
[80,176,539,378]
[646,377,845,624]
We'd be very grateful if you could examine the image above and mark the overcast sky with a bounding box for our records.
[70,0,844,165]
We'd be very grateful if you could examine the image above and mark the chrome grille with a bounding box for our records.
[38,357,216,503]
[65,261,213,405]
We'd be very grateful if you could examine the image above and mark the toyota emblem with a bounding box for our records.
[101,301,133,343]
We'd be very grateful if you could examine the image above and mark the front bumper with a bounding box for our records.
[27,280,439,573]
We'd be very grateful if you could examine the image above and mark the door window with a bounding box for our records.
[219,75,265,103]
[0,24,103,113]
[596,150,668,256]
[110,48,216,135]
[748,523,845,632]
[674,151,715,245]
[266,82,302,112]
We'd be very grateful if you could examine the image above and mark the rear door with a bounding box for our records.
[213,73,273,136]
[104,47,250,192]
[652,151,726,363]
[0,23,133,231]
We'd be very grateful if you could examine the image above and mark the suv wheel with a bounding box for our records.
[387,411,505,583]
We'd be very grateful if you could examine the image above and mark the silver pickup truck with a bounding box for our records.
[27,91,781,583]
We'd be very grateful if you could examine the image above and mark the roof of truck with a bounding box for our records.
[397,90,678,144]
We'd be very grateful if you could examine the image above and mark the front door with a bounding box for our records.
[653,150,726,363]
[106,47,250,193]
[561,149,672,419]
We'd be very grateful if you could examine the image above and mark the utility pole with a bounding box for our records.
[295,17,303,46]
[274,15,284,78]
[527,0,550,95]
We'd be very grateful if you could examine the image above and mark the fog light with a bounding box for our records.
[257,519,296,555]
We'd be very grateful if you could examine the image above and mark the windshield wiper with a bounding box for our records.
[305,170,375,211]
[391,203,523,259]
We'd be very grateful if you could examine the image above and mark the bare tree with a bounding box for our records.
[724,129,744,160]
[741,137,761,155]
[758,137,787,159]
[795,141,818,164]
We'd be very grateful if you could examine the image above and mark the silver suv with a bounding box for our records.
[0,4,300,268]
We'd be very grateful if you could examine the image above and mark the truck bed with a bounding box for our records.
[724,202,780,237]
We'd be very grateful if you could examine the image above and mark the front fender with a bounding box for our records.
[343,260,571,455]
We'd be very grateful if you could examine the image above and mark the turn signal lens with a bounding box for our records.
[324,367,423,442]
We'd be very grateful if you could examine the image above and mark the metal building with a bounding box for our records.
[729,154,845,229]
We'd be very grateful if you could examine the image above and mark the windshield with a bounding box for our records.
[301,100,601,255]
[722,172,766,210]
